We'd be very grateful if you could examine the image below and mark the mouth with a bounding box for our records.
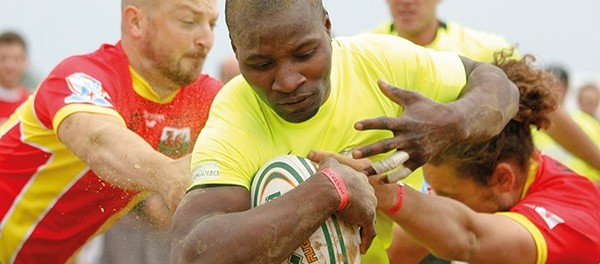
[397,10,416,19]
[278,94,313,111]
[188,51,208,61]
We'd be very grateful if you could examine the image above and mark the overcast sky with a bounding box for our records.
[1,0,599,109]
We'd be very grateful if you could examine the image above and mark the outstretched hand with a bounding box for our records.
[352,80,464,171]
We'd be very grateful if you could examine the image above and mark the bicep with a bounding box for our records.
[57,111,126,159]
[467,213,537,264]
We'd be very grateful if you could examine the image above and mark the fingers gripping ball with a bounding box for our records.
[251,155,361,264]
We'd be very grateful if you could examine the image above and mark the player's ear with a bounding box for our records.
[489,162,517,192]
[323,10,332,38]
[123,5,144,38]
[230,40,237,57]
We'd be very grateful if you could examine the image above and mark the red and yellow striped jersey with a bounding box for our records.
[0,42,221,263]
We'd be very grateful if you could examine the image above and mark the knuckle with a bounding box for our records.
[382,140,395,152]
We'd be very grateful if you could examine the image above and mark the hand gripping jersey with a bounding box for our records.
[0,42,221,263]
[499,153,600,263]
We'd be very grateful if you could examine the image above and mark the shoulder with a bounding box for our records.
[447,21,512,49]
[369,21,394,35]
[333,34,420,60]
[54,43,127,75]
[188,74,224,96]
[45,43,130,96]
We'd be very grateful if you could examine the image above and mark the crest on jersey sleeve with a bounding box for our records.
[64,73,113,107]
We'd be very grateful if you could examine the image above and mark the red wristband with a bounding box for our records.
[321,168,349,211]
[385,183,404,215]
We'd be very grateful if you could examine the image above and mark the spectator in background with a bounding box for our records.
[0,31,30,125]
[372,0,600,191]
[218,54,240,83]
[577,83,599,119]
[535,67,600,184]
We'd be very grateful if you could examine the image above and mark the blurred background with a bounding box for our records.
[1,0,599,111]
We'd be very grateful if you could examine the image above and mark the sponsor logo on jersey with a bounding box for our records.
[524,203,565,229]
[64,73,112,107]
[158,127,191,157]
[143,110,165,128]
[191,161,220,184]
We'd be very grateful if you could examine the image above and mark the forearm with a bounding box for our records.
[452,60,519,143]
[173,174,339,263]
[83,122,178,192]
[59,113,185,196]
[387,187,479,260]
[546,108,600,170]
[388,225,430,264]
[137,194,172,230]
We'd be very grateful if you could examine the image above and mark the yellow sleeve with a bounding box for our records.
[53,104,125,134]
[497,212,548,264]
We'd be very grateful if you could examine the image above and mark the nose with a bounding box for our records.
[272,61,306,93]
[194,23,215,50]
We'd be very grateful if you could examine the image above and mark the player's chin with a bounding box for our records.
[279,107,319,123]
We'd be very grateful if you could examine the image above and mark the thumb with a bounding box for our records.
[309,150,352,164]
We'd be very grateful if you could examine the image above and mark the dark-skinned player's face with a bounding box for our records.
[231,4,333,123]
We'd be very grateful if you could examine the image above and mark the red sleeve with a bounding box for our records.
[510,159,600,263]
[33,55,121,129]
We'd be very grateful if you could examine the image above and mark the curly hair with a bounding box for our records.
[429,49,559,185]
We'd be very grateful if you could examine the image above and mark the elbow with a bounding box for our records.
[171,224,208,264]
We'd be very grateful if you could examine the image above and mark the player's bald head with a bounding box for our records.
[225,0,325,43]
[121,0,159,11]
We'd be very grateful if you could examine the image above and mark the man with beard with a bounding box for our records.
[0,0,221,262]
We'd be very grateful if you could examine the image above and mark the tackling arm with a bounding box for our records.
[450,56,519,143]
[57,112,190,212]
[387,187,536,264]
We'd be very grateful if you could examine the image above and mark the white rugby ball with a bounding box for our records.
[251,155,361,264]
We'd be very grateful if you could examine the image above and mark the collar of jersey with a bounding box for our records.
[129,66,178,103]
[520,152,541,199]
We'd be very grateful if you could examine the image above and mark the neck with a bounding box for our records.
[396,19,440,46]
[121,40,181,100]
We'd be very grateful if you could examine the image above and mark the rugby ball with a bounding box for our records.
[251,155,361,264]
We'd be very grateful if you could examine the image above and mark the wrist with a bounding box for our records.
[321,168,349,211]
[385,182,405,215]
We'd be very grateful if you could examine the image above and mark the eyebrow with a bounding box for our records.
[173,2,217,17]
[244,38,319,62]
